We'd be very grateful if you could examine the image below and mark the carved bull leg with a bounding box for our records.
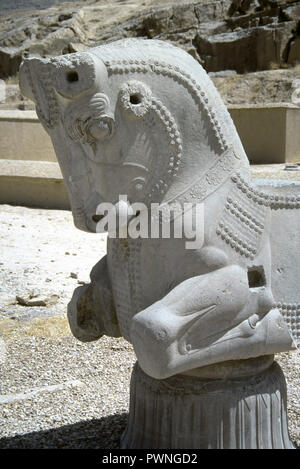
[130,265,293,379]
[125,264,296,449]
[67,256,121,342]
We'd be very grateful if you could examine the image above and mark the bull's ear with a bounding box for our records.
[51,53,104,100]
[19,57,56,129]
[19,53,109,131]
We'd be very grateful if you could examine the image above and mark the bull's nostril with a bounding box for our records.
[66,70,79,83]
[92,214,104,223]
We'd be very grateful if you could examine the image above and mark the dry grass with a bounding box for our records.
[0,317,72,342]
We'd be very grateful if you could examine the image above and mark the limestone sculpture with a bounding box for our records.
[19,39,298,449]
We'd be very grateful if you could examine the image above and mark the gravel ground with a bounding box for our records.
[0,204,299,449]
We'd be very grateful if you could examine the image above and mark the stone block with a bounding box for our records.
[0,159,69,209]
[194,23,296,73]
[229,104,300,164]
[0,110,56,161]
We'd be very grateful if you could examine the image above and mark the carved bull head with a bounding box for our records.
[19,39,249,233]
[19,39,297,385]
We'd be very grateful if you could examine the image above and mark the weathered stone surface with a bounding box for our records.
[19,39,298,448]
[255,179,300,346]
[210,68,300,105]
[19,36,297,366]
[228,0,260,16]
[0,110,56,160]
[61,42,88,55]
[228,104,300,163]
[0,4,87,75]
[0,0,299,109]
[283,3,300,20]
[1,0,299,80]
[0,47,22,79]
[288,36,300,64]
[0,159,69,209]
[195,22,297,73]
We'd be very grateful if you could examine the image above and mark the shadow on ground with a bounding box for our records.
[0,413,128,449]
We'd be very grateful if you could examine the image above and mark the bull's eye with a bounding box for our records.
[119,80,152,118]
[86,118,114,142]
[66,70,79,83]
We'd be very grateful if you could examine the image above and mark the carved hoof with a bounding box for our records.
[67,284,104,342]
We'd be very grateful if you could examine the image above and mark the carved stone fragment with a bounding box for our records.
[19,39,298,449]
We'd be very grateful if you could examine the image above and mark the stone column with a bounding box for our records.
[121,359,295,449]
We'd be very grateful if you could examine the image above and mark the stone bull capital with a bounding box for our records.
[20,39,298,449]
